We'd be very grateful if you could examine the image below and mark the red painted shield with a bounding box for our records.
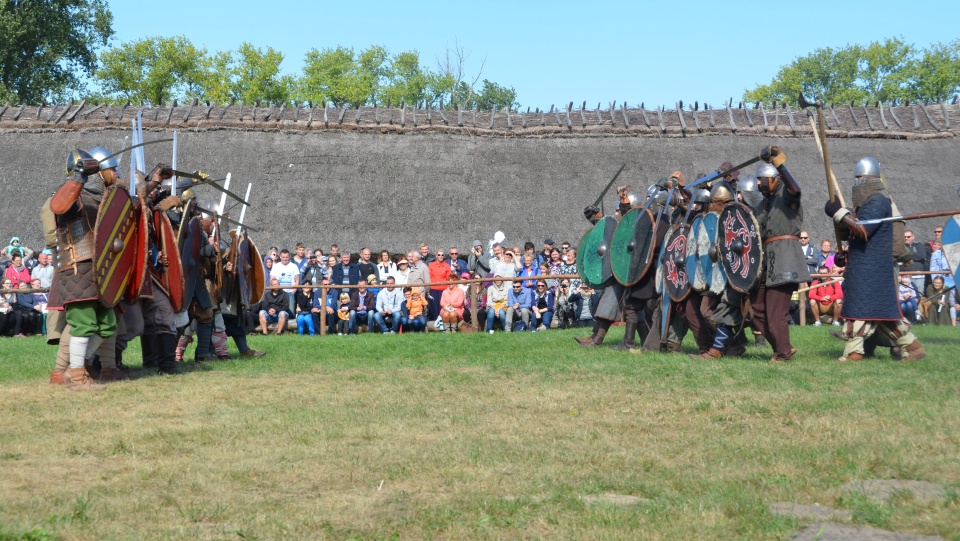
[153,209,185,312]
[247,236,266,306]
[123,195,150,303]
[94,186,138,307]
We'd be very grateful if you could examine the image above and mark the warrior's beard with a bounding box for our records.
[852,178,885,208]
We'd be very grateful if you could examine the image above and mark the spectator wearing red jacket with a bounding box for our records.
[808,265,843,326]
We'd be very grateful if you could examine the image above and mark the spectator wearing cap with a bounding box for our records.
[377,250,398,282]
[540,239,555,266]
[31,250,54,288]
[393,258,411,285]
[468,240,490,277]
[301,253,324,286]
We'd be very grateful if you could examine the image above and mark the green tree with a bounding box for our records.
[905,40,960,102]
[95,35,208,105]
[298,45,387,107]
[206,43,292,104]
[380,50,431,107]
[858,37,914,103]
[473,79,519,111]
[0,0,113,103]
[744,45,867,107]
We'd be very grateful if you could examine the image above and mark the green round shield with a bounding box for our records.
[611,207,655,286]
[576,216,617,288]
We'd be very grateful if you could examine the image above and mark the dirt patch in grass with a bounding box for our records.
[839,480,946,502]
[769,501,853,521]
[791,522,943,541]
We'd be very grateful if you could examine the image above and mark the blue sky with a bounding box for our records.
[109,0,958,109]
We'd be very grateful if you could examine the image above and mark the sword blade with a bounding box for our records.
[99,137,174,166]
[687,155,762,189]
[195,207,260,231]
[592,163,628,208]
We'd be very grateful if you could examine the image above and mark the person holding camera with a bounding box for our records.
[468,240,490,277]
[553,280,577,329]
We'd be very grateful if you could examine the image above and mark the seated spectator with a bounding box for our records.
[399,287,413,332]
[377,250,397,282]
[485,276,509,333]
[457,271,473,325]
[0,278,13,336]
[312,278,338,335]
[531,280,554,331]
[4,253,31,285]
[31,250,54,288]
[405,288,429,332]
[439,272,465,332]
[348,280,376,334]
[518,255,538,292]
[259,277,291,335]
[335,293,351,335]
[929,240,954,289]
[373,276,403,334]
[295,284,317,335]
[366,275,381,296]
[553,279,577,329]
[808,266,843,326]
[507,279,533,331]
[31,278,48,335]
[539,262,558,293]
[568,283,595,328]
[899,275,920,323]
[923,276,955,326]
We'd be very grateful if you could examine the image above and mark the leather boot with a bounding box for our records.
[157,334,180,375]
[665,341,683,354]
[838,352,864,362]
[141,333,159,369]
[690,348,722,360]
[99,367,126,381]
[69,367,102,390]
[901,340,926,362]
[592,326,608,347]
[611,318,638,351]
[574,335,596,346]
[50,370,68,385]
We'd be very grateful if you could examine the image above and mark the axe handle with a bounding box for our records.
[808,106,846,249]
[797,277,844,294]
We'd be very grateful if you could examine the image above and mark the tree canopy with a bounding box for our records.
[744,38,960,107]
[0,0,113,103]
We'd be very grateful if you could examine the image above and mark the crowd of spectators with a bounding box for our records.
[244,239,595,335]
[1,238,51,337]
[800,226,958,327]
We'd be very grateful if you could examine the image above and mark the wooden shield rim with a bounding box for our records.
[717,203,763,293]
[154,209,185,312]
[124,195,150,303]
[179,217,203,312]
[248,236,266,306]
[94,186,137,307]
[941,215,960,288]
[664,224,692,302]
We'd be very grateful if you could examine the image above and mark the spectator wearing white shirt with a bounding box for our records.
[270,249,300,315]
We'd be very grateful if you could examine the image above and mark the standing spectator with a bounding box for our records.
[348,280,376,334]
[539,239,555,267]
[808,266,843,326]
[929,240,954,289]
[31,278,48,334]
[928,226,944,254]
[524,241,543,268]
[419,243,436,264]
[405,288,429,332]
[2,237,33,260]
[439,272,465,332]
[270,249,300,315]
[799,231,817,276]
[301,254,324,286]
[445,247,467,276]
[489,243,515,278]
[561,242,571,256]
[373,276,403,334]
[506,280,533,331]
[264,256,274,277]
[547,247,564,275]
[259,277,291,335]
[330,251,360,297]
[559,248,580,292]
[814,239,834,271]
[393,258,411,285]
[328,244,340,260]
[377,250,397,281]
[531,280,554,331]
[295,284,317,335]
[539,262,558,293]
[485,276,509,333]
[468,240,490,277]
[904,230,931,293]
[292,242,309,272]
[427,250,450,321]
[31,250,54,288]
[357,247,379,284]
[568,283,596,328]
[323,254,336,279]
[406,251,431,297]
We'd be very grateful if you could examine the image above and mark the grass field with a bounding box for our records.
[1,325,958,540]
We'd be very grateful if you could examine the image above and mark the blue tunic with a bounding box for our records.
[840,193,901,320]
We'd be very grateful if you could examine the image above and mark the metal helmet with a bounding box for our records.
[65,148,94,175]
[737,174,759,195]
[710,181,734,202]
[755,162,779,179]
[654,190,669,207]
[180,188,196,202]
[692,188,711,205]
[854,156,881,178]
[88,146,120,172]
